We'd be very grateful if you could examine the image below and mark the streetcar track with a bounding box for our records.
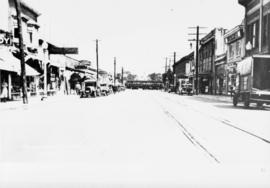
[154,97,220,164]
[163,95,270,144]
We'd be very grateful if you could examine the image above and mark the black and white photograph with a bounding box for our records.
[0,0,270,187]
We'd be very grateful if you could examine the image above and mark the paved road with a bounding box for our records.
[0,90,269,187]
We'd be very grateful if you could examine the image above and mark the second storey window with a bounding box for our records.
[247,20,259,49]
[28,32,33,44]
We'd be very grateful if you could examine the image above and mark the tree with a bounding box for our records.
[162,68,174,89]
[148,73,162,82]
[166,68,174,85]
[126,73,137,81]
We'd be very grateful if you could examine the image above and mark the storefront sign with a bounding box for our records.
[225,30,243,44]
[0,34,12,46]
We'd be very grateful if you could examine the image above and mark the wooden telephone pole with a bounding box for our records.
[173,52,176,87]
[188,26,207,95]
[121,67,124,84]
[95,39,99,83]
[14,0,28,104]
[114,57,116,86]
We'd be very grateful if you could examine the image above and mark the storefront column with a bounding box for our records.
[34,77,38,96]
[0,70,2,94]
[225,70,228,95]
[8,73,12,99]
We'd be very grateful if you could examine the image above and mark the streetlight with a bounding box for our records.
[245,41,252,56]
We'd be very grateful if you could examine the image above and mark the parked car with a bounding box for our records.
[179,83,193,95]
[100,83,110,96]
[80,79,101,98]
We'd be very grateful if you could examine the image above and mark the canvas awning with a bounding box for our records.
[237,57,253,76]
[0,48,40,76]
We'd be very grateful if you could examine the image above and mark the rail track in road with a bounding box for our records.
[162,95,270,145]
[153,97,221,164]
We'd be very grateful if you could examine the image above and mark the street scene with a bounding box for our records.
[1,0,270,187]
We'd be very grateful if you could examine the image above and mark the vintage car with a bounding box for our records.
[80,79,101,98]
[100,83,110,96]
[179,83,193,95]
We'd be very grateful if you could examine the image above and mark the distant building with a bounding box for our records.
[173,52,194,87]
[173,52,194,79]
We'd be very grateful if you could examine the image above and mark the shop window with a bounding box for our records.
[262,15,268,47]
[247,20,259,49]
[236,41,241,57]
[252,22,256,48]
[14,28,19,38]
[28,32,33,43]
[229,44,234,59]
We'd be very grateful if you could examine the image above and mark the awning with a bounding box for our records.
[0,48,40,76]
[237,57,253,76]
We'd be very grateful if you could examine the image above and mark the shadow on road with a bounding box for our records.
[190,96,231,104]
[214,104,270,111]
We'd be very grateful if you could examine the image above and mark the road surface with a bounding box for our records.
[0,90,270,187]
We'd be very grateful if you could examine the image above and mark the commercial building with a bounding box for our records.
[224,24,245,94]
[238,0,270,55]
[0,0,41,100]
[199,28,227,94]
[173,52,194,87]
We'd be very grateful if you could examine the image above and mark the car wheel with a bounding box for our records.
[244,94,250,108]
[257,102,263,108]
[233,95,238,107]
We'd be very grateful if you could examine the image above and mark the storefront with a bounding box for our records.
[199,74,212,94]
[0,48,39,100]
[224,25,245,95]
[226,62,237,95]
[216,64,226,95]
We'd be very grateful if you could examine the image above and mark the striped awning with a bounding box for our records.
[0,48,40,76]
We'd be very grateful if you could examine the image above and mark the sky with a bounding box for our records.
[24,0,245,77]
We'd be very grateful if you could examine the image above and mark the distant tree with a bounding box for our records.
[162,68,174,85]
[148,73,162,82]
[126,73,137,81]
[166,68,174,85]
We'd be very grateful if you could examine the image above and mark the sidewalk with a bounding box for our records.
[193,94,233,103]
[0,94,79,111]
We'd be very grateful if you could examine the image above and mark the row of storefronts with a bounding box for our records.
[0,0,107,101]
[173,25,245,96]
[173,0,270,96]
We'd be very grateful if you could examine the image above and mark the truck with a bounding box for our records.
[80,79,101,98]
[233,56,270,107]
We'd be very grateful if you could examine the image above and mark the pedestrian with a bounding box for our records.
[1,82,8,102]
[75,82,81,95]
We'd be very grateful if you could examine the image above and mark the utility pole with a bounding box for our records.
[95,39,99,84]
[14,0,28,104]
[121,67,124,84]
[114,57,116,86]
[173,52,176,65]
[188,26,207,95]
[165,57,168,73]
[173,52,176,87]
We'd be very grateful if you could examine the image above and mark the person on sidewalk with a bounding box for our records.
[75,82,81,95]
[0,82,8,102]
